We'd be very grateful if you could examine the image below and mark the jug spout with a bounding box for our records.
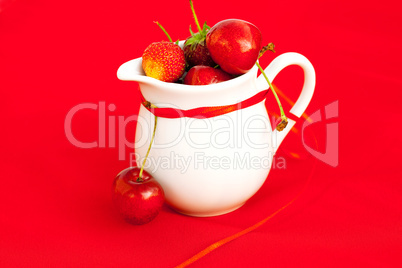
[117,57,152,83]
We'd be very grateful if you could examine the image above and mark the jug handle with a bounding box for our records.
[256,52,316,151]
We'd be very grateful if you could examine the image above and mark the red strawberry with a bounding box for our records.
[183,23,215,69]
[142,41,186,83]
[183,0,216,69]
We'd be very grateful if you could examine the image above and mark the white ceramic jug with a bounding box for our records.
[117,45,315,217]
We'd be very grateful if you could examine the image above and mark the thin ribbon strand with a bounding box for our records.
[174,135,318,268]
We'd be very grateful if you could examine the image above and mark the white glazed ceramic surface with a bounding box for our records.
[117,46,315,216]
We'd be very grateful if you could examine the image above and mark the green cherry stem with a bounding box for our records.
[189,0,202,33]
[255,61,288,131]
[138,106,158,181]
[154,21,173,43]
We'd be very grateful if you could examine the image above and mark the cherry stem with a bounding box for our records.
[138,107,158,180]
[189,0,202,33]
[259,43,276,58]
[255,61,288,129]
[154,21,173,42]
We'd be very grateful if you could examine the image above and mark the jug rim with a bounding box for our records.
[140,61,258,93]
[117,40,260,96]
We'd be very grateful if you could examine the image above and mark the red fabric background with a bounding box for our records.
[1,0,401,267]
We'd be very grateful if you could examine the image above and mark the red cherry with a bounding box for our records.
[184,65,233,85]
[112,167,165,225]
[206,19,262,75]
